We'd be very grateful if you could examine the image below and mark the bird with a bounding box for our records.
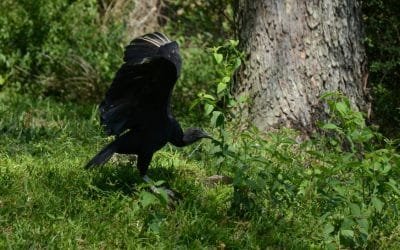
[85,32,212,195]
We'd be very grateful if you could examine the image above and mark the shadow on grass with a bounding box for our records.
[89,162,180,196]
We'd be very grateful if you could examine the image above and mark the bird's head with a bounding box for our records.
[183,128,213,145]
[159,41,182,76]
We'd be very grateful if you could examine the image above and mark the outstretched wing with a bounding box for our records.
[100,32,181,136]
[123,32,171,63]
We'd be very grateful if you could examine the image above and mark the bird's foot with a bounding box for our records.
[150,185,177,201]
[143,175,179,204]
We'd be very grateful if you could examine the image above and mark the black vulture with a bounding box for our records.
[85,32,212,194]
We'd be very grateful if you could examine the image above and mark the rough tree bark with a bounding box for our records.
[234,0,369,132]
[98,0,163,39]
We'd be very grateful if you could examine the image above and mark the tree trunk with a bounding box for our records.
[126,0,164,38]
[97,0,163,39]
[234,0,369,132]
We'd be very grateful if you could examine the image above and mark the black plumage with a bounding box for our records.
[85,32,211,178]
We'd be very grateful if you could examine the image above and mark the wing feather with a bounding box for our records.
[100,57,178,136]
[101,32,180,136]
[123,32,171,63]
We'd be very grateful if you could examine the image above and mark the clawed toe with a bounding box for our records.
[162,187,176,200]
[143,175,179,204]
[150,185,179,203]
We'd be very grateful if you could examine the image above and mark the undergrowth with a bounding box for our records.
[0,1,399,247]
[1,79,399,249]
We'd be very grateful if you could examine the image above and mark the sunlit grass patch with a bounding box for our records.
[1,91,399,248]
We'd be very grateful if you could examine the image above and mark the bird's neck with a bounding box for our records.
[169,120,198,147]
[169,119,186,147]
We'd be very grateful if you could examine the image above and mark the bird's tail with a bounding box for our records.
[85,142,116,169]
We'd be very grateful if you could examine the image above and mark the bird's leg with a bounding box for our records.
[142,175,176,200]
[138,154,177,201]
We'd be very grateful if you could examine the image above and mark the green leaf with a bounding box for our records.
[323,223,335,236]
[357,218,369,231]
[335,102,349,115]
[140,191,159,208]
[217,82,227,94]
[326,243,337,250]
[321,123,340,131]
[358,218,369,238]
[149,221,161,233]
[199,93,216,101]
[204,104,214,116]
[215,156,225,165]
[222,76,230,83]
[153,180,165,186]
[229,39,239,47]
[213,53,223,64]
[341,217,355,230]
[340,229,354,238]
[210,145,223,154]
[382,164,392,174]
[211,111,224,127]
[333,186,346,197]
[156,188,169,205]
[387,179,400,195]
[349,203,361,217]
[235,58,242,68]
[238,94,248,103]
[228,99,237,107]
[320,92,336,100]
[190,99,201,110]
[371,197,384,212]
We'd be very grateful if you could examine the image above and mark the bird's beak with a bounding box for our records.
[203,133,215,140]
[205,134,214,140]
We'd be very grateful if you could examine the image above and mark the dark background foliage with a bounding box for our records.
[363,0,400,137]
[0,0,397,136]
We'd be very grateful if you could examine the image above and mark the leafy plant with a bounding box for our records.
[0,0,126,101]
[362,0,400,136]
[194,39,244,167]
[303,93,400,247]
[319,92,378,153]
[196,88,400,247]
[164,0,235,43]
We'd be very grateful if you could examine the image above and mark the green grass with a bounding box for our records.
[0,91,255,249]
[1,91,400,249]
